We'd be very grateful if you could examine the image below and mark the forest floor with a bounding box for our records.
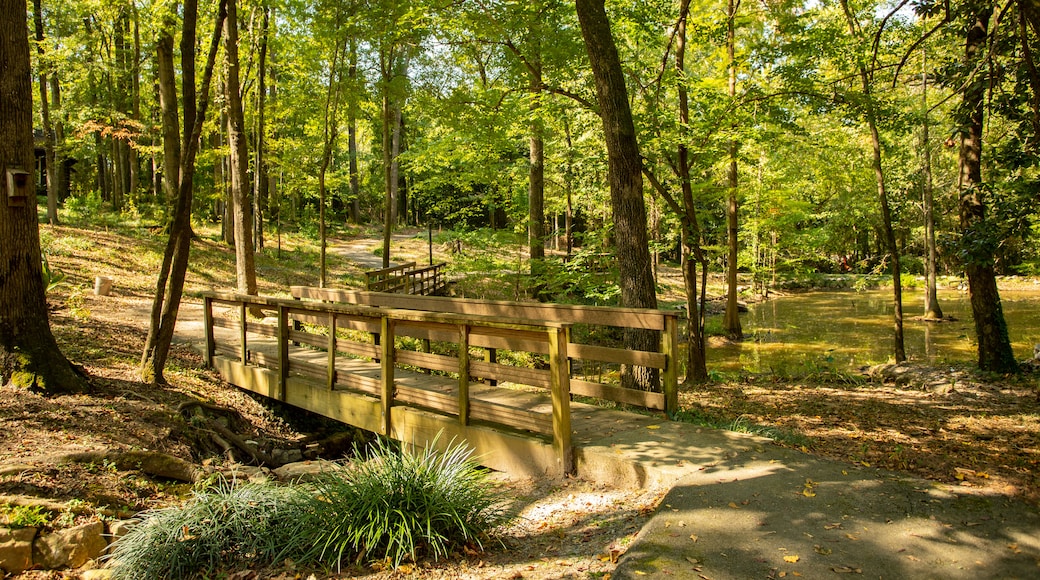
[3,222,1039,578]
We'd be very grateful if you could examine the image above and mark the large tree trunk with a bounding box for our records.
[140,0,227,383]
[958,3,1017,373]
[0,0,86,394]
[575,0,659,391]
[225,0,257,300]
[723,0,742,340]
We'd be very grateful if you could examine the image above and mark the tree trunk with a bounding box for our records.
[921,43,943,320]
[381,88,393,267]
[140,0,227,383]
[32,0,59,226]
[225,0,257,299]
[674,0,708,382]
[347,41,361,224]
[528,44,546,274]
[958,3,1017,373]
[253,3,269,252]
[318,26,345,289]
[840,0,905,362]
[0,0,87,394]
[50,75,68,202]
[575,0,659,391]
[723,0,742,340]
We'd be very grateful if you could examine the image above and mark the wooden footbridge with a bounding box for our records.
[200,288,679,477]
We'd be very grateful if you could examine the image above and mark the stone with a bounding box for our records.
[272,460,346,483]
[32,521,106,569]
[104,520,137,554]
[0,526,36,574]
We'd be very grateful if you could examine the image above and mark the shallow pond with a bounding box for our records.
[707,288,1040,373]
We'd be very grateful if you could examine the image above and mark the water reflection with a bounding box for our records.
[708,289,1040,373]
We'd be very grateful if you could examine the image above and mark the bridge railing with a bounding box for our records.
[202,291,574,473]
[291,287,679,414]
[364,261,449,295]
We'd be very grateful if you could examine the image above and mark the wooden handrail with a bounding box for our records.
[290,286,679,414]
[201,291,573,473]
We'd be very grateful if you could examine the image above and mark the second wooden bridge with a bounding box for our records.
[201,289,679,477]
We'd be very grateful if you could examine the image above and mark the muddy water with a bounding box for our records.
[708,288,1040,373]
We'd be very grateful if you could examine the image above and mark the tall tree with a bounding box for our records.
[0,0,86,393]
[140,0,227,383]
[575,0,659,390]
[225,0,258,300]
[723,0,743,340]
[956,1,1016,372]
[318,8,346,288]
[920,41,943,320]
[32,0,59,225]
[840,0,905,362]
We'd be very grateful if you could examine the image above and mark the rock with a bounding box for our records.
[273,460,346,483]
[271,448,304,465]
[217,464,272,484]
[32,521,106,569]
[0,526,36,574]
[104,520,137,554]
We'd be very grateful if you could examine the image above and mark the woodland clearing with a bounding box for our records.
[2,223,1038,578]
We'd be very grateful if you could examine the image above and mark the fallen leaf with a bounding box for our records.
[728,502,741,509]
[802,488,816,498]
[830,565,862,574]
[824,523,842,530]
[814,545,832,555]
[784,555,800,563]
[845,533,859,541]
[690,534,699,543]
[647,425,661,430]
[685,556,701,565]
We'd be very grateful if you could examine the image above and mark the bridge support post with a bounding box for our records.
[278,304,289,402]
[203,296,214,368]
[662,314,679,416]
[548,325,573,475]
[380,317,395,435]
[238,302,248,364]
[458,324,470,426]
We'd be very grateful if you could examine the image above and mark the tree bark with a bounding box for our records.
[723,0,742,340]
[225,0,258,300]
[528,37,546,274]
[347,42,361,224]
[921,43,943,320]
[32,0,58,226]
[958,3,1017,373]
[253,3,269,252]
[575,0,659,390]
[0,0,86,394]
[141,0,227,383]
[840,0,905,362]
[318,23,345,288]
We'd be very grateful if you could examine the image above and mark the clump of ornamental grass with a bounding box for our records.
[104,481,319,580]
[104,437,512,578]
[306,436,512,569]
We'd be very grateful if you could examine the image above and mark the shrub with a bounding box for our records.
[105,482,319,580]
[305,436,511,569]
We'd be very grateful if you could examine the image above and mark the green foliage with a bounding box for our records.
[105,482,319,580]
[671,406,810,448]
[305,436,510,568]
[41,252,66,294]
[1,504,52,528]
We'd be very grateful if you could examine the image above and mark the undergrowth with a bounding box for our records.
[105,437,511,579]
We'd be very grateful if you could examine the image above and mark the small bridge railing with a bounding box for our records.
[291,287,679,414]
[202,291,574,473]
[364,262,449,296]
